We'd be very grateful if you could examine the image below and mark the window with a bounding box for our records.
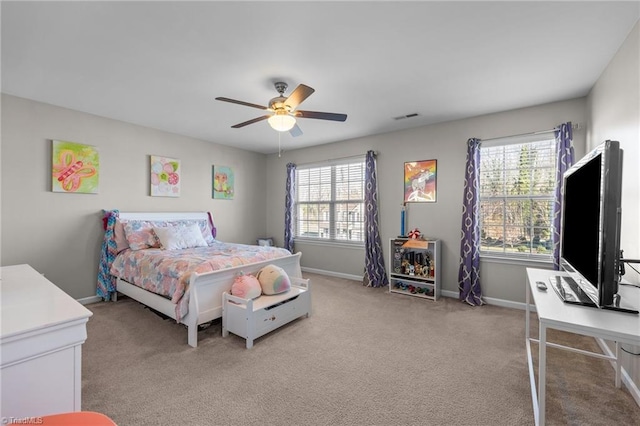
[479,137,556,259]
[295,157,365,244]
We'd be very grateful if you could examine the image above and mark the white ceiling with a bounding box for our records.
[2,2,639,154]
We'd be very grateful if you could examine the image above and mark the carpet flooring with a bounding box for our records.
[81,273,640,425]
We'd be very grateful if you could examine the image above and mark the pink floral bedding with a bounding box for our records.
[110,241,291,320]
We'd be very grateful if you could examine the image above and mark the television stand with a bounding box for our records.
[549,275,639,315]
[526,268,640,425]
[602,293,639,315]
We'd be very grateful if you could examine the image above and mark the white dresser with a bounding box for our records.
[0,264,93,418]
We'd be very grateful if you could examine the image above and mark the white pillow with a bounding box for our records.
[153,224,208,250]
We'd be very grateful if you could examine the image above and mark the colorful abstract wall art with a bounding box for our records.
[150,155,181,197]
[51,140,99,193]
[404,159,437,203]
[212,165,234,200]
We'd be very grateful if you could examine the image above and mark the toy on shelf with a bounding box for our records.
[402,232,428,249]
[407,228,421,240]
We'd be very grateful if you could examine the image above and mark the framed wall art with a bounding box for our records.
[212,165,234,200]
[404,159,437,203]
[150,155,181,197]
[51,140,99,194]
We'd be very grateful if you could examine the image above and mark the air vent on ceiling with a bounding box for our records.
[394,113,419,120]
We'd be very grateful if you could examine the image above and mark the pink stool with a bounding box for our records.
[41,411,117,425]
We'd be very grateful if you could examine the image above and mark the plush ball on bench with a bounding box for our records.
[256,264,291,295]
[231,273,262,299]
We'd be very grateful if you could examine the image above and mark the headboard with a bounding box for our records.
[117,211,216,238]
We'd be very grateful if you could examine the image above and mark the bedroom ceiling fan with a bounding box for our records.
[215,82,347,137]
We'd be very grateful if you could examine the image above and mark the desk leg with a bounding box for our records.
[525,284,539,426]
[526,283,530,341]
[538,323,547,426]
[615,342,621,388]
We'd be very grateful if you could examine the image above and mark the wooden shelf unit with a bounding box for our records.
[388,238,441,301]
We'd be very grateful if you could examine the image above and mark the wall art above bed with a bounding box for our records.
[212,165,234,200]
[51,140,99,194]
[150,155,181,197]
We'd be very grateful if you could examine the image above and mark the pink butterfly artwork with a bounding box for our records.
[51,141,99,193]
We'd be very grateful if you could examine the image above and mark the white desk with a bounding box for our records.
[0,264,93,418]
[525,267,640,426]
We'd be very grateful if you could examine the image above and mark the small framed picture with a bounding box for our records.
[257,237,274,247]
[404,159,437,203]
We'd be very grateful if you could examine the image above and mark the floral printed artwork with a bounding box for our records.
[212,165,234,200]
[150,155,180,197]
[404,159,437,203]
[52,140,99,193]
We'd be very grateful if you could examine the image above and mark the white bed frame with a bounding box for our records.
[111,212,302,348]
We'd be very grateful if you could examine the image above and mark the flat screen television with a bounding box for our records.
[556,140,624,309]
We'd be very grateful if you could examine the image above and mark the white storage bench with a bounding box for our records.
[222,277,311,348]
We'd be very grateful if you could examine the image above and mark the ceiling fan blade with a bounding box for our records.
[295,110,347,122]
[284,84,315,110]
[231,115,270,128]
[215,97,268,110]
[289,123,303,138]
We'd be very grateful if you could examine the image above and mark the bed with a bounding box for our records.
[98,211,302,347]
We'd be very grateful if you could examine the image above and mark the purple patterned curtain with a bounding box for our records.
[458,138,484,306]
[363,150,388,287]
[552,122,574,270]
[284,163,296,253]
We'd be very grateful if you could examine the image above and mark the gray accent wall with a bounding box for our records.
[265,98,587,306]
[0,95,268,299]
[0,95,588,307]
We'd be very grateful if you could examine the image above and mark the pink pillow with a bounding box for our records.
[114,220,130,253]
[231,274,262,299]
[123,221,161,251]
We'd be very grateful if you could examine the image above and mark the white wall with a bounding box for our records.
[587,20,640,397]
[265,98,587,304]
[0,96,591,307]
[588,20,640,287]
[0,94,268,299]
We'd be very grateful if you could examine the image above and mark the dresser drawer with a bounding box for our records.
[255,295,301,335]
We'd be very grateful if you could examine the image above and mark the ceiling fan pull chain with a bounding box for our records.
[278,131,282,158]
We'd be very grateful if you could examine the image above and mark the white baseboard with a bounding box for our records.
[440,289,537,312]
[302,273,537,311]
[301,267,363,282]
[78,295,102,305]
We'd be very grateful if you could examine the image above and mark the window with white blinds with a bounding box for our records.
[479,137,556,259]
[295,157,365,244]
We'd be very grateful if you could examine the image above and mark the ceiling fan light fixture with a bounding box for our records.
[268,112,296,132]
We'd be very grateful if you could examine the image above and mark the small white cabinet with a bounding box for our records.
[0,264,93,418]
[388,238,441,300]
[222,277,311,348]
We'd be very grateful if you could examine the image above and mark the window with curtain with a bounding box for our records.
[479,136,557,260]
[295,157,365,244]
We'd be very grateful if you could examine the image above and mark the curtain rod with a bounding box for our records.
[480,123,579,144]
